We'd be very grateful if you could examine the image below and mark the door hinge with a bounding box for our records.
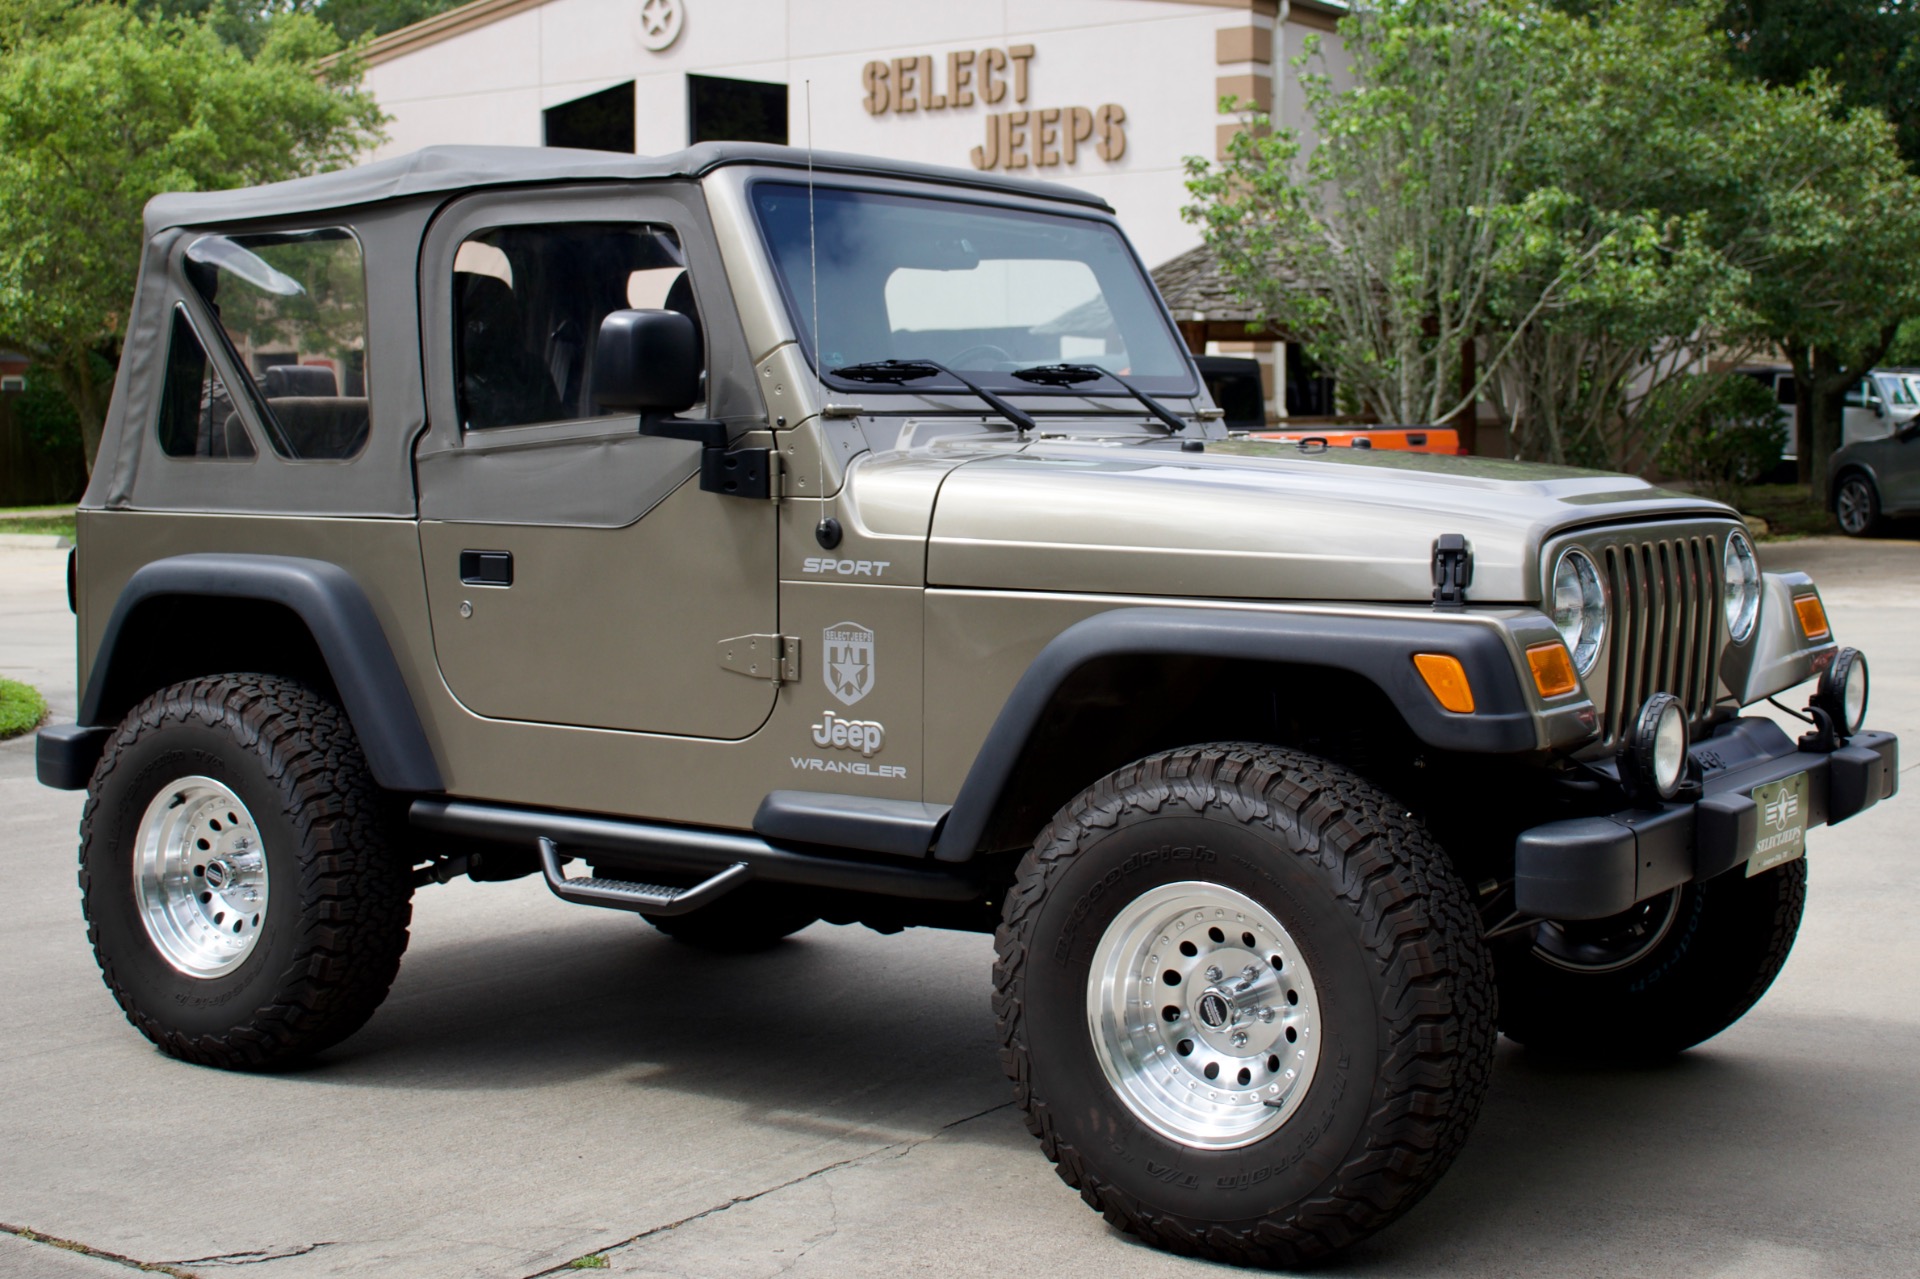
[717,634,800,684]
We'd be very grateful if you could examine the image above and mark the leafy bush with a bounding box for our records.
[0,678,48,739]
[1655,373,1785,501]
[13,363,90,454]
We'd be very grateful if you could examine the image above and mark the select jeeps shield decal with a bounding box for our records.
[823,621,876,706]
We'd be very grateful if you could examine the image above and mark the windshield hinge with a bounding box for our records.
[1432,534,1473,611]
[717,634,800,684]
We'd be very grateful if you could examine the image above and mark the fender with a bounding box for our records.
[56,553,442,793]
[931,606,1557,863]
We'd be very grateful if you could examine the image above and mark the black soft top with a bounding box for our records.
[142,142,1113,235]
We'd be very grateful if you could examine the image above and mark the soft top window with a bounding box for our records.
[452,222,694,431]
[183,227,370,460]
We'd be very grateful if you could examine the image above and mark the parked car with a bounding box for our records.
[36,143,1899,1269]
[1831,402,1920,535]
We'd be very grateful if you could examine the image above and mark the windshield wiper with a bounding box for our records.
[1012,363,1190,434]
[829,359,1038,435]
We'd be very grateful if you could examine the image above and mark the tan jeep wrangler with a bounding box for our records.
[37,143,1899,1267]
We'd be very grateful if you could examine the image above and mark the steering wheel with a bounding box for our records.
[946,343,1015,369]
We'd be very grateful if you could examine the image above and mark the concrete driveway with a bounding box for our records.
[2,538,1916,1278]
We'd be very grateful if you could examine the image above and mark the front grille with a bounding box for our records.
[1598,534,1721,747]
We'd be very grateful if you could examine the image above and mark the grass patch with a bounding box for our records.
[0,515,75,538]
[1738,483,1836,541]
[565,1256,610,1270]
[0,679,48,739]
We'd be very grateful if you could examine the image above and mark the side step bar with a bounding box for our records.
[410,799,981,905]
[536,837,751,915]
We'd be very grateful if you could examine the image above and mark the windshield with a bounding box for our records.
[751,183,1196,397]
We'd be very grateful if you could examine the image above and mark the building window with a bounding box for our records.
[545,82,635,153]
[0,375,23,393]
[687,74,787,146]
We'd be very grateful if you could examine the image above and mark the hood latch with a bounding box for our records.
[1432,534,1473,611]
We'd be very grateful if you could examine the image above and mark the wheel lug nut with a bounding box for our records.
[1258,1007,1275,1023]
[1241,965,1259,983]
[1205,966,1224,982]
[1231,1031,1248,1048]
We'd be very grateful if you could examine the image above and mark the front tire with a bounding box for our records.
[80,675,413,1069]
[994,744,1495,1268]
[1495,860,1806,1060]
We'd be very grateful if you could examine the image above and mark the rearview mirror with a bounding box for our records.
[591,309,700,414]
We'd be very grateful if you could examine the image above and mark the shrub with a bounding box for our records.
[1655,373,1786,502]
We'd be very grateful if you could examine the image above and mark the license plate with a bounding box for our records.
[1748,772,1810,876]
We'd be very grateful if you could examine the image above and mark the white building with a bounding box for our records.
[359,0,1348,283]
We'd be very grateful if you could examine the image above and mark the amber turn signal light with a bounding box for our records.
[1526,641,1580,698]
[1413,653,1475,713]
[1793,594,1831,642]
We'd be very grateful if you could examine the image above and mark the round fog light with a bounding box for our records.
[1816,647,1869,737]
[1625,693,1689,803]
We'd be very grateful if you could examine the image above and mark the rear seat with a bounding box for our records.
[255,365,368,458]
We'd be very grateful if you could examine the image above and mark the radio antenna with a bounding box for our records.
[806,78,836,540]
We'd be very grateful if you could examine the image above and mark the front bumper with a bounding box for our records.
[1515,718,1899,919]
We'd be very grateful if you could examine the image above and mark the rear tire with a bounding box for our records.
[994,743,1496,1268]
[80,675,413,1069]
[1835,472,1883,537]
[1496,860,1806,1060]
[643,887,817,952]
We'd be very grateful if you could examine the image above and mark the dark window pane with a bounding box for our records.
[688,74,787,145]
[182,228,370,460]
[156,307,253,460]
[545,82,635,153]
[453,223,695,431]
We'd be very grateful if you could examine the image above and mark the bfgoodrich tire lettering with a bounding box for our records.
[80,675,413,1069]
[993,743,1496,1268]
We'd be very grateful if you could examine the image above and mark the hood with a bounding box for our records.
[913,438,1734,603]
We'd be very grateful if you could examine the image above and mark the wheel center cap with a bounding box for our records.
[1195,990,1235,1030]
[203,860,232,890]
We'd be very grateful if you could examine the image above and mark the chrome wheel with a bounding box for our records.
[1530,888,1682,975]
[132,776,269,978]
[1836,476,1878,536]
[1087,881,1322,1150]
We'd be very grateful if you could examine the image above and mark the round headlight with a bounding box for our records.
[1816,647,1869,736]
[1625,692,1690,803]
[1723,530,1761,643]
[1551,548,1607,674]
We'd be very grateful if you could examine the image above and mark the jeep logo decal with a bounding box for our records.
[823,622,876,706]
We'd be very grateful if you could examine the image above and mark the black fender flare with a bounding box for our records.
[71,553,443,793]
[931,606,1544,863]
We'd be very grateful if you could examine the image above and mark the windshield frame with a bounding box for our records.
[745,177,1200,401]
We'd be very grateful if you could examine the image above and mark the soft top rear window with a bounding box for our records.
[183,227,370,460]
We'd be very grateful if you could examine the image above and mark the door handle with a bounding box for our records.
[459,550,513,587]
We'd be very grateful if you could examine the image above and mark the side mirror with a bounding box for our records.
[591,309,701,414]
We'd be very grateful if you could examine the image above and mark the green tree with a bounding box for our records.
[1184,0,1570,426]
[138,0,465,55]
[0,1,385,469]
[1719,0,1920,168]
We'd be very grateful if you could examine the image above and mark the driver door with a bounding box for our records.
[413,186,777,739]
